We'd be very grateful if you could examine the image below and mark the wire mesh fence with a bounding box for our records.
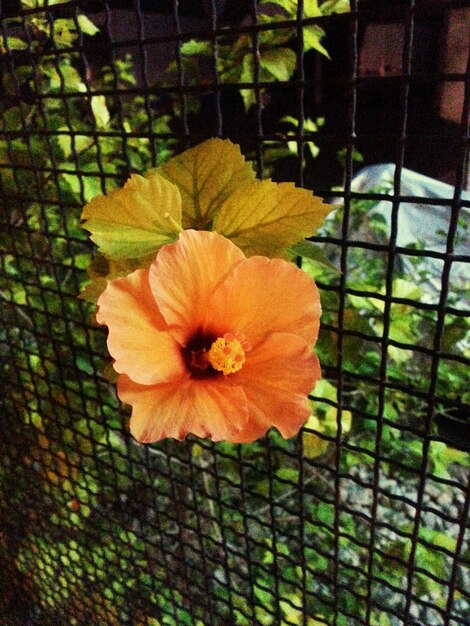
[0,1,469,625]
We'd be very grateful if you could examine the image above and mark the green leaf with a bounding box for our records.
[305,0,322,17]
[77,14,99,36]
[91,95,110,128]
[261,47,297,81]
[321,0,351,15]
[311,378,338,402]
[62,170,103,202]
[303,24,330,58]
[180,39,212,56]
[303,415,329,459]
[280,594,303,625]
[276,468,299,483]
[281,115,299,127]
[239,53,257,110]
[323,405,352,435]
[22,0,70,7]
[81,171,183,259]
[76,354,93,375]
[441,317,470,352]
[305,379,352,458]
[79,253,154,304]
[57,127,93,158]
[392,278,422,302]
[290,240,340,273]
[47,63,86,93]
[254,583,275,605]
[215,180,331,258]
[1,36,28,51]
[157,138,256,229]
[279,116,321,158]
[53,19,76,47]
[441,445,470,467]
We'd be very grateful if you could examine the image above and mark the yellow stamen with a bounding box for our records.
[208,334,245,375]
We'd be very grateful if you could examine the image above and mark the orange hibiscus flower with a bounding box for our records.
[96,230,321,444]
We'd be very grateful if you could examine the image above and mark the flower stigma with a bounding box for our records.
[207,333,246,375]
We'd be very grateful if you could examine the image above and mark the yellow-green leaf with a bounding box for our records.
[79,254,155,303]
[91,95,110,128]
[240,54,257,110]
[279,592,326,625]
[312,378,338,402]
[310,379,353,436]
[324,405,352,436]
[57,126,93,158]
[303,414,329,459]
[52,19,78,47]
[290,240,340,274]
[102,361,119,384]
[79,277,108,304]
[77,15,99,36]
[321,0,350,15]
[214,179,331,257]
[157,138,256,229]
[305,0,322,17]
[81,171,182,259]
[261,47,297,81]
[303,24,330,58]
[1,36,28,52]
[180,39,212,56]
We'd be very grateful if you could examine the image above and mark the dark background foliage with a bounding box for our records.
[0,1,469,625]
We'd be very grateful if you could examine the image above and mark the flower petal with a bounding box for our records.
[229,332,321,442]
[207,256,321,347]
[96,269,187,385]
[149,230,245,344]
[118,375,249,443]
[226,417,268,445]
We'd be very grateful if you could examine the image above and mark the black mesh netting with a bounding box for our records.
[1,1,469,625]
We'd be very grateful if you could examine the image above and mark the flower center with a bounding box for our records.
[182,331,245,378]
[207,334,245,375]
